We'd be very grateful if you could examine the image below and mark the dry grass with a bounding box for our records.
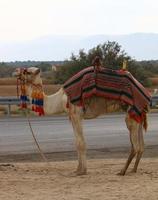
[43,84,61,95]
[0,85,17,96]
[0,84,61,97]
[150,78,158,86]
[149,76,158,86]
[0,77,53,85]
[0,76,61,97]
[0,77,17,85]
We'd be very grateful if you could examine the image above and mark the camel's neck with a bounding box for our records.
[27,86,67,115]
[43,88,67,115]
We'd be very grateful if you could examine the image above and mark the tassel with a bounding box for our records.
[32,104,35,111]
[20,82,28,109]
[20,83,28,109]
[31,89,44,116]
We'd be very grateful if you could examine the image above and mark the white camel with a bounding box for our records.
[14,67,149,176]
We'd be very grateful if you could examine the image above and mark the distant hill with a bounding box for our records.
[0,33,158,61]
[5,61,63,67]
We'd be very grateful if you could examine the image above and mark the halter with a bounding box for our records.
[16,68,45,116]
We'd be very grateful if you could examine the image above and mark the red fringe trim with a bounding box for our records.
[66,92,146,124]
[128,111,146,123]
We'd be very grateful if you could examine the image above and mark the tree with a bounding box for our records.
[35,62,52,72]
[0,62,15,77]
[53,41,131,83]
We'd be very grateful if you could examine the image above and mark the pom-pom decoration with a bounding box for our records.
[19,84,29,109]
[31,89,44,116]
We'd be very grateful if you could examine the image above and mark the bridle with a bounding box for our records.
[15,68,49,163]
[16,68,44,116]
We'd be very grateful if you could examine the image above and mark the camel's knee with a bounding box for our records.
[125,115,132,130]
[76,140,86,152]
[132,134,144,155]
[130,148,137,156]
[125,114,139,131]
[137,148,144,155]
[132,145,144,155]
[133,149,143,156]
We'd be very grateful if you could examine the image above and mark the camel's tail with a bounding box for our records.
[143,112,148,132]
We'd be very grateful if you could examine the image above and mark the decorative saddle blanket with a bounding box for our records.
[63,66,151,122]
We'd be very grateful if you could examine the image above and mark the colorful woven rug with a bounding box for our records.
[63,66,151,122]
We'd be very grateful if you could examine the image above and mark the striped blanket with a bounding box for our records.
[63,66,151,122]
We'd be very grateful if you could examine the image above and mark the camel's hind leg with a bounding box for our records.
[132,123,144,173]
[70,107,87,175]
[118,115,144,175]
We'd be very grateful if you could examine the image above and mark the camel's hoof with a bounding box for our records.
[77,171,87,176]
[117,171,125,176]
[75,169,87,176]
[130,169,137,173]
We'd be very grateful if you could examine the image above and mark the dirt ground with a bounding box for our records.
[0,148,158,200]
[0,158,158,200]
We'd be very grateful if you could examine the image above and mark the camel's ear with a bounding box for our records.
[12,68,20,77]
[34,68,40,75]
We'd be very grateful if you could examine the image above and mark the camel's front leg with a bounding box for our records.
[71,111,87,175]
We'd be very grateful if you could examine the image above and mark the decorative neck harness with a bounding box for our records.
[17,68,45,116]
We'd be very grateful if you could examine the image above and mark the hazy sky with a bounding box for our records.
[0,0,158,41]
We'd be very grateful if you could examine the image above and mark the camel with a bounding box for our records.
[14,66,150,176]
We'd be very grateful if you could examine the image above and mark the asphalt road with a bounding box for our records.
[0,113,158,155]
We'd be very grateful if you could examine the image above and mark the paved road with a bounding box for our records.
[0,113,158,155]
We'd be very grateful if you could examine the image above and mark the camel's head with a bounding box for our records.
[13,67,42,86]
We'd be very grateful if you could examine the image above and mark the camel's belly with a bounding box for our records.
[82,96,123,119]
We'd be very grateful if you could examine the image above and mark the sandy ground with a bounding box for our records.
[0,149,158,200]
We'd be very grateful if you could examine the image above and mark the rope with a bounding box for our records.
[24,110,75,177]
[25,111,48,163]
